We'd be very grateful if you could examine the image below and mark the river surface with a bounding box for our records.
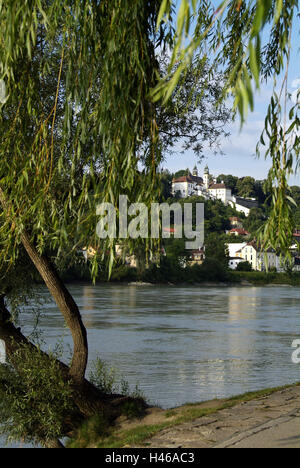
[2,283,300,447]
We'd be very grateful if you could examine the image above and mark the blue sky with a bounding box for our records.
[164,2,300,186]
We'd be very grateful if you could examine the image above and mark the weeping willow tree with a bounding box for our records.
[154,0,300,255]
[0,0,166,447]
[0,0,232,447]
[2,0,298,448]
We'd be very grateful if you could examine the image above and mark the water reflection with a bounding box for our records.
[2,284,300,447]
[21,284,300,406]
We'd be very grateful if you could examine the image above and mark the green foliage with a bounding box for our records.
[154,0,300,257]
[155,0,298,120]
[169,194,238,233]
[229,270,300,285]
[236,261,253,271]
[142,257,185,283]
[205,232,229,268]
[217,174,239,194]
[141,255,228,284]
[110,265,138,283]
[0,0,166,279]
[0,247,45,322]
[89,359,119,395]
[243,207,267,233]
[89,358,144,401]
[236,177,256,198]
[256,87,299,255]
[0,0,232,281]
[164,238,189,263]
[290,186,300,227]
[174,169,190,178]
[160,170,173,201]
[183,258,228,282]
[0,343,75,446]
[156,57,232,159]
[67,413,111,449]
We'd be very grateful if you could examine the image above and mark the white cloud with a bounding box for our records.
[221,120,265,155]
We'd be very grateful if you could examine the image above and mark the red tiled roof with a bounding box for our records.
[229,228,250,235]
[209,183,227,189]
[172,176,194,183]
[172,174,203,184]
[190,248,205,254]
[244,241,275,253]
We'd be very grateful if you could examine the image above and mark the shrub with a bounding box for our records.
[110,265,138,282]
[0,342,76,446]
[198,258,228,282]
[236,261,253,272]
[89,358,144,401]
[142,257,185,283]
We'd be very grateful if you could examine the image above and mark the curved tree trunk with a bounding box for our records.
[21,233,88,384]
[0,187,88,384]
[20,232,88,384]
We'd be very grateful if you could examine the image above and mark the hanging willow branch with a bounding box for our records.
[0,0,167,278]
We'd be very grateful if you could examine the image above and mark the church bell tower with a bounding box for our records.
[204,165,210,189]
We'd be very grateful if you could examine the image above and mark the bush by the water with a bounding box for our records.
[141,257,229,284]
[89,358,144,401]
[58,252,300,286]
[236,261,253,272]
[0,343,76,446]
[228,270,300,285]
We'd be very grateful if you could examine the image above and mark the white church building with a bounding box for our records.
[172,166,258,217]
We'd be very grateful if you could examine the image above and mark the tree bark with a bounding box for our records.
[0,186,88,384]
[43,439,65,449]
[20,232,88,384]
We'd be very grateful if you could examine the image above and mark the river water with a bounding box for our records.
[2,283,300,447]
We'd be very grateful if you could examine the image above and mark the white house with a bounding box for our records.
[227,243,247,270]
[172,175,202,198]
[229,257,246,270]
[228,241,300,272]
[172,166,204,198]
[229,217,244,228]
[229,196,258,217]
[227,243,247,258]
[294,257,300,271]
[235,242,278,271]
[208,183,232,204]
[172,166,257,217]
[172,165,231,203]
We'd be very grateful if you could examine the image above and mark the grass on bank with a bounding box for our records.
[228,271,300,285]
[60,260,300,287]
[69,382,300,448]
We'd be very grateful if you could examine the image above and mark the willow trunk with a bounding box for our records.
[20,232,88,384]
